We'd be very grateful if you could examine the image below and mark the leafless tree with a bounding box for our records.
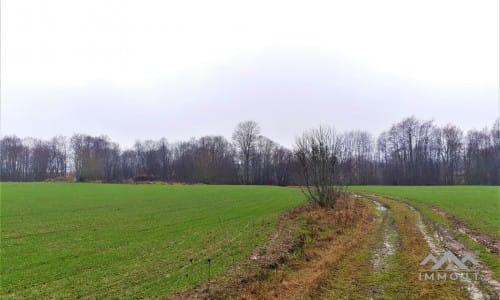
[48,136,67,178]
[295,126,344,207]
[379,117,441,184]
[31,139,51,181]
[272,146,294,186]
[232,121,261,184]
[2,117,499,185]
[340,131,375,184]
[464,126,498,184]
[491,119,500,184]
[437,125,463,184]
[70,134,117,181]
[251,136,276,184]
[120,150,137,179]
[0,136,30,181]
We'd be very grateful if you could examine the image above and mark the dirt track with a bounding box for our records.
[429,206,500,255]
[171,194,500,300]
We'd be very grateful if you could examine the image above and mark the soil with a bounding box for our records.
[171,195,499,300]
[170,197,375,299]
[429,206,500,255]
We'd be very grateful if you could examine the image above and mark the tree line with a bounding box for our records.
[1,117,498,185]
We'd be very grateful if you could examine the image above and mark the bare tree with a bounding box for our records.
[272,146,294,186]
[31,139,51,181]
[232,121,261,184]
[380,117,440,185]
[251,136,276,184]
[340,131,375,184]
[295,126,344,207]
[437,125,463,184]
[464,127,497,184]
[157,138,171,181]
[3,117,499,185]
[70,134,115,181]
[48,136,67,178]
[491,119,500,185]
[120,150,137,179]
[0,136,26,181]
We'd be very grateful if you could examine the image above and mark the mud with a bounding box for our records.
[172,195,498,300]
[430,206,500,255]
[371,200,398,273]
[399,200,496,300]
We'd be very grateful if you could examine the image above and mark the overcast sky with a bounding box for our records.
[1,0,499,148]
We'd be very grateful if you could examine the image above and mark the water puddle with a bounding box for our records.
[399,201,487,300]
[356,194,490,299]
[373,201,387,212]
[367,196,398,273]
[372,218,398,272]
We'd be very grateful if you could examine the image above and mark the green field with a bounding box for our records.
[0,183,304,299]
[2,184,498,299]
[350,186,500,237]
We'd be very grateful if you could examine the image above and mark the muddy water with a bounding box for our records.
[399,201,488,300]
[371,200,398,273]
[362,195,488,300]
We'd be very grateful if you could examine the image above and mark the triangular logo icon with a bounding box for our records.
[430,251,469,271]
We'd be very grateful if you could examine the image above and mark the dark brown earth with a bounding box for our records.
[430,206,500,255]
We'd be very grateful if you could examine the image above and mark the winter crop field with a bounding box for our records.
[0,183,304,299]
[2,183,499,299]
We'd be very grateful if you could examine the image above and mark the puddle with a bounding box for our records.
[372,218,398,272]
[355,194,492,299]
[374,201,387,212]
[368,196,397,273]
[402,202,442,255]
[399,201,488,300]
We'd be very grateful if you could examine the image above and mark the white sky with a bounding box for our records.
[1,0,499,148]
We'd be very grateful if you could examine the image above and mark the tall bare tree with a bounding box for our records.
[232,121,261,184]
[437,125,463,184]
[491,119,500,184]
[3,117,499,185]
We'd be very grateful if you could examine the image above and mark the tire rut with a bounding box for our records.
[377,195,498,300]
[429,206,500,255]
[372,202,397,272]
[368,199,399,298]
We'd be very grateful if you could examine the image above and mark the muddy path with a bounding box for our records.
[352,195,470,299]
[309,197,405,299]
[366,194,500,300]
[429,205,500,255]
[171,194,497,299]
[387,197,489,299]
[371,200,398,274]
[398,199,500,299]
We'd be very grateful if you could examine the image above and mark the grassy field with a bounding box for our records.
[2,184,498,299]
[350,186,500,237]
[0,183,305,299]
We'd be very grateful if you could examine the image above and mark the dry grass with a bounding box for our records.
[233,197,376,299]
[171,196,376,299]
[174,195,475,300]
